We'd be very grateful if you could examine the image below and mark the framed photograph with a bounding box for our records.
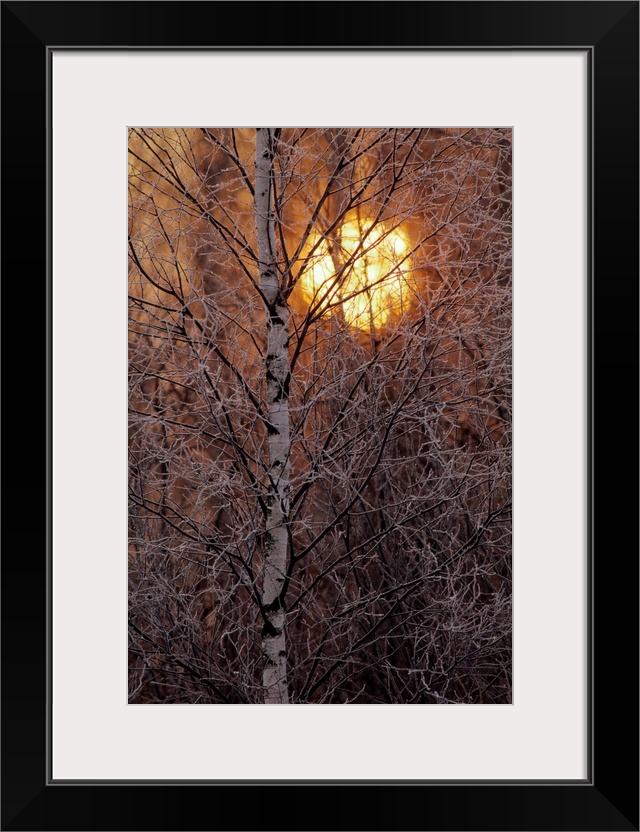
[2,2,637,830]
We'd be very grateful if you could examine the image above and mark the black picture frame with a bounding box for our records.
[2,2,638,830]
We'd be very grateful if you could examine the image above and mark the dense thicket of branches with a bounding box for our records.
[128,127,512,704]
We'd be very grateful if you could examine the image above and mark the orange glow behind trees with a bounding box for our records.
[298,214,412,331]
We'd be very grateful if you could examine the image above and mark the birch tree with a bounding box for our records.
[128,127,512,704]
[255,128,290,703]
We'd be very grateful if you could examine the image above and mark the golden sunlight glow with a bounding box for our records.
[299,216,412,331]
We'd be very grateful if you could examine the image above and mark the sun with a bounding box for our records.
[299,215,412,331]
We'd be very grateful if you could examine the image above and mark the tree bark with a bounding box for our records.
[255,128,290,704]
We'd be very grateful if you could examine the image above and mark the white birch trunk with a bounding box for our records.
[255,128,290,704]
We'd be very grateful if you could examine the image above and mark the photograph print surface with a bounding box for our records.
[128,127,512,704]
